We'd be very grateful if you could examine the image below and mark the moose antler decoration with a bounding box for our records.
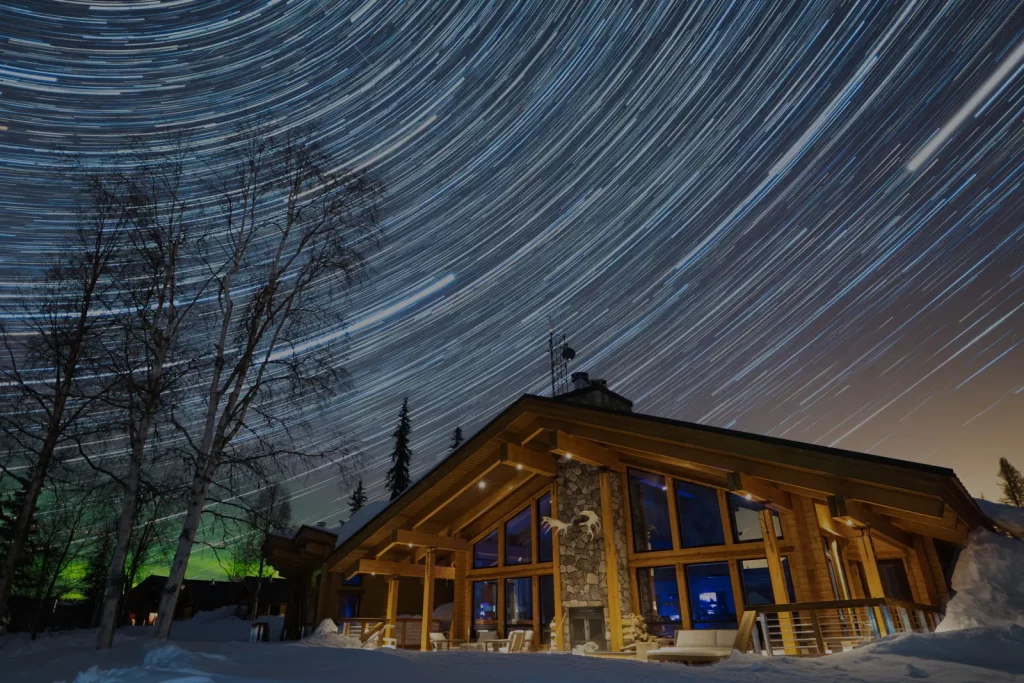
[541,510,602,540]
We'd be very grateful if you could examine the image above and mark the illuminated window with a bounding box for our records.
[505,507,532,565]
[685,562,737,629]
[628,469,673,552]
[474,529,499,569]
[505,577,533,632]
[739,557,796,605]
[472,580,498,638]
[636,565,681,637]
[675,480,725,548]
[728,494,782,543]
[537,493,553,563]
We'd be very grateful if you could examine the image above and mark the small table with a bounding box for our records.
[485,639,510,652]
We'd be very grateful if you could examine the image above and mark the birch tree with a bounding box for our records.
[152,122,382,639]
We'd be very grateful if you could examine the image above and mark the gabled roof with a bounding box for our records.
[322,393,993,574]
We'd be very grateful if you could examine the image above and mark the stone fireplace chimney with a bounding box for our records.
[558,373,633,412]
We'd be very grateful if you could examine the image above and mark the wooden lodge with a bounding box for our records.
[265,377,1006,655]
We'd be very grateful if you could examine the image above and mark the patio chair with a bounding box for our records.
[499,630,525,653]
[477,630,498,643]
[429,632,450,651]
[523,630,534,652]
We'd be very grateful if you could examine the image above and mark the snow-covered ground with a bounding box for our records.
[1,528,1021,683]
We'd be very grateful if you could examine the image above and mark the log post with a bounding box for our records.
[420,549,436,651]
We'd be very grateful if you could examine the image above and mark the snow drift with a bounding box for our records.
[936,528,1024,631]
[302,618,364,648]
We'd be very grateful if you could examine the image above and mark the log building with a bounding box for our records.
[266,375,1005,652]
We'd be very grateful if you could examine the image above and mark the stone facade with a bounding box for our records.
[556,459,633,648]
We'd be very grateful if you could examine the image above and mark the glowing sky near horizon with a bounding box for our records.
[2,1,1024,577]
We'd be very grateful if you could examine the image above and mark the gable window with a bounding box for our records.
[628,469,673,552]
[537,493,553,563]
[505,507,532,565]
[474,529,499,569]
[728,494,782,543]
[675,480,725,548]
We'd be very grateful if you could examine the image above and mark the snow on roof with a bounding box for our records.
[976,498,1024,538]
[323,499,389,549]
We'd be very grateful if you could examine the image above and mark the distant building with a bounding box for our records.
[266,377,1006,652]
[122,575,291,627]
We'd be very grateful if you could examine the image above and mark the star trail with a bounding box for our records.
[2,1,1024,570]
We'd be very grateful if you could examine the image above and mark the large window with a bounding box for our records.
[474,529,499,569]
[505,507,532,565]
[675,480,725,548]
[739,557,796,606]
[636,566,681,637]
[538,575,555,644]
[628,469,673,552]
[338,594,360,619]
[537,493,553,563]
[729,494,782,543]
[685,561,737,629]
[472,580,498,637]
[505,577,533,632]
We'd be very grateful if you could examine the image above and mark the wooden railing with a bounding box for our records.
[336,617,450,649]
[746,598,941,657]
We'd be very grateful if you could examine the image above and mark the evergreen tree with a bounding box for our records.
[998,457,1024,508]
[385,399,413,501]
[450,426,463,451]
[348,480,367,515]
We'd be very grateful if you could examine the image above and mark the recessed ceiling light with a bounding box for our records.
[478,480,486,490]
[744,493,753,501]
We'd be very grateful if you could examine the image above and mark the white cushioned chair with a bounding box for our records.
[645,629,738,663]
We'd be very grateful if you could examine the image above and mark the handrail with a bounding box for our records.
[752,598,939,613]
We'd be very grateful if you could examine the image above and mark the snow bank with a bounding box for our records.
[936,528,1024,632]
[170,606,285,642]
[302,618,364,648]
[976,498,1024,538]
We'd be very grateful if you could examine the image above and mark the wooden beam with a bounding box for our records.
[421,549,436,651]
[853,531,889,635]
[828,495,913,552]
[414,460,503,530]
[539,418,947,519]
[385,576,399,640]
[450,469,537,534]
[759,508,798,654]
[546,430,621,471]
[356,559,455,581]
[462,475,553,542]
[599,471,623,652]
[727,472,793,513]
[550,483,564,650]
[499,442,557,476]
[393,529,470,553]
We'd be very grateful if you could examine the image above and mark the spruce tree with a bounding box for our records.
[385,399,413,500]
[348,480,367,514]
[998,457,1024,508]
[450,426,463,451]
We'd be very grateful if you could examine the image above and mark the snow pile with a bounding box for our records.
[302,618,363,648]
[936,528,1024,632]
[326,500,389,549]
[169,606,285,642]
[976,498,1024,538]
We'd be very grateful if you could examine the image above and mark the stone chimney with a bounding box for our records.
[559,373,633,413]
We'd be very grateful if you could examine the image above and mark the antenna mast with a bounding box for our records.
[548,324,575,396]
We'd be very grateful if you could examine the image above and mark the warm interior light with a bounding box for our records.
[516,463,523,470]
[565,453,573,460]
[845,519,855,527]
[478,480,486,490]
[744,493,753,501]
[407,543,413,548]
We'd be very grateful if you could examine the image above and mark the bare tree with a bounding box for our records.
[95,136,206,650]
[0,173,128,623]
[228,483,291,618]
[153,122,382,639]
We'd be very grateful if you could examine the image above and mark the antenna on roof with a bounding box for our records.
[548,321,575,396]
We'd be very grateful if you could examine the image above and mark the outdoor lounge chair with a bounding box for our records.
[523,629,534,652]
[645,629,738,663]
[429,632,450,651]
[498,630,525,653]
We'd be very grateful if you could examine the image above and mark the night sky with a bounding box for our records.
[2,1,1023,569]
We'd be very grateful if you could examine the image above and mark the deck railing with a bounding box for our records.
[336,617,450,648]
[746,598,941,657]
